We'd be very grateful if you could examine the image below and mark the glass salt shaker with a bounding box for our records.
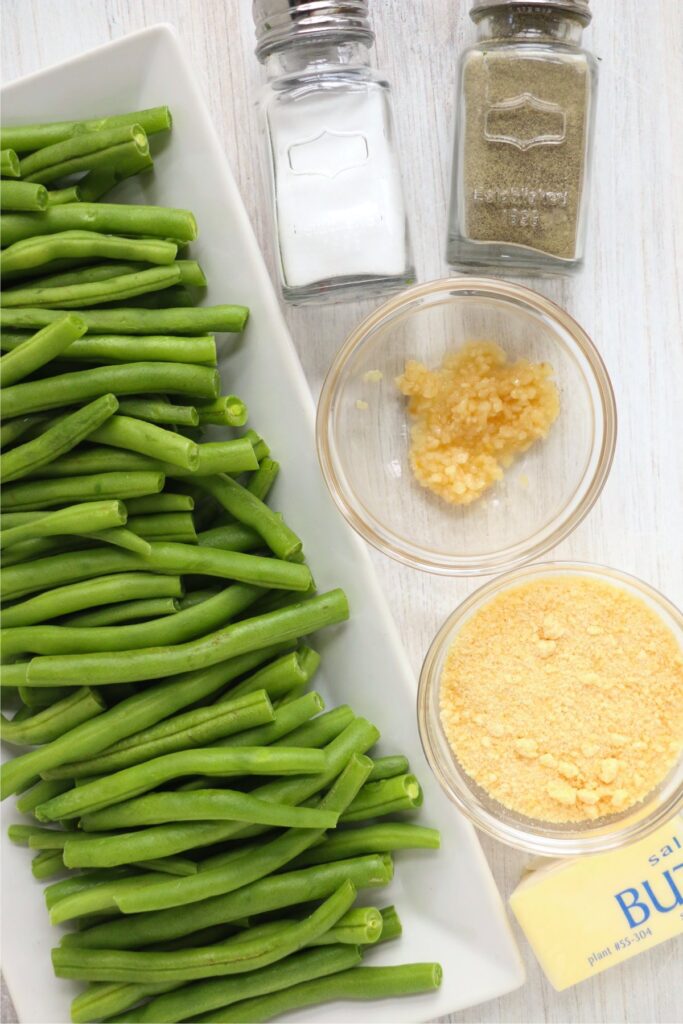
[447,0,598,274]
[253,0,414,304]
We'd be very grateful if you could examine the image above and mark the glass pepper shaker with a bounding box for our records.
[447,0,598,274]
[252,0,414,304]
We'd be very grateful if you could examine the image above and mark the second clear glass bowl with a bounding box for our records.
[417,562,683,856]
[316,278,617,575]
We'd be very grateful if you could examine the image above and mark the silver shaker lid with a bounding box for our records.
[470,0,592,25]
[253,0,374,61]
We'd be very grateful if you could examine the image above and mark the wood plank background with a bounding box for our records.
[1,1,682,1021]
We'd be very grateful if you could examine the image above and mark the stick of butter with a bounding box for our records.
[509,815,683,990]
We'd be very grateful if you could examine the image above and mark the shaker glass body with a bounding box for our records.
[259,43,414,304]
[447,11,598,274]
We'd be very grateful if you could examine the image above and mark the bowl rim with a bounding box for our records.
[417,559,683,856]
[316,276,618,576]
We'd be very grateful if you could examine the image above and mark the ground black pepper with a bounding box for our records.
[463,49,591,259]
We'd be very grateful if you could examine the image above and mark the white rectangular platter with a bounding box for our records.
[0,25,525,1023]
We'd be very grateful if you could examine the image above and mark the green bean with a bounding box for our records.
[0,412,48,448]
[116,398,199,427]
[1,201,196,248]
[2,541,300,603]
[177,693,324,793]
[367,755,411,782]
[1,534,83,567]
[45,689,274,779]
[109,753,371,916]
[20,124,149,183]
[340,774,424,823]
[27,829,117,851]
[26,137,149,188]
[0,147,20,176]
[127,494,195,514]
[0,645,290,799]
[0,395,120,483]
[247,457,280,502]
[15,778,74,814]
[8,824,56,846]
[291,823,441,869]
[3,582,263,659]
[197,522,261,552]
[2,264,185,309]
[27,588,343,686]
[0,471,164,517]
[63,851,391,955]
[195,395,248,427]
[374,905,402,945]
[137,857,198,878]
[53,880,357,984]
[115,282,199,309]
[284,906,383,946]
[1,572,183,628]
[1,360,219,418]
[0,304,249,335]
[197,963,443,1022]
[77,144,154,202]
[0,106,172,153]
[30,438,257,482]
[6,261,155,288]
[243,430,270,463]
[24,827,118,851]
[38,747,328,824]
[88,414,199,470]
[118,945,362,1024]
[0,330,217,366]
[85,525,153,556]
[0,230,177,275]
[0,497,125,549]
[177,587,220,609]
[228,648,319,702]
[1,687,104,746]
[89,541,296,603]
[47,185,81,205]
[195,475,302,562]
[0,313,85,387]
[83,789,342,832]
[64,597,180,627]
[61,717,378,870]
[0,180,48,211]
[32,848,65,879]
[16,683,71,707]
[272,706,355,749]
[45,868,134,911]
[126,513,196,543]
[212,690,326,747]
[191,439,259,476]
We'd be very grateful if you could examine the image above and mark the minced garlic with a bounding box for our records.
[396,341,559,505]
[439,576,683,823]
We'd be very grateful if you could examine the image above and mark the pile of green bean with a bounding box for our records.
[0,108,442,1022]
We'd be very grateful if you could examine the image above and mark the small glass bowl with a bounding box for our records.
[316,278,616,575]
[417,561,683,856]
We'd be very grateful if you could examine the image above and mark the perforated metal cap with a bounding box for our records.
[470,0,592,25]
[253,0,374,61]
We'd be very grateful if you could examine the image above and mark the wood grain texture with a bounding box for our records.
[1,1,682,1021]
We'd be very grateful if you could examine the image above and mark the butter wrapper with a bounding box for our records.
[510,815,683,990]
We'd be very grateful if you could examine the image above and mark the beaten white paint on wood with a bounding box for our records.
[1,1,681,1021]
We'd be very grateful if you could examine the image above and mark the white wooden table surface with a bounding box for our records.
[2,1,682,1021]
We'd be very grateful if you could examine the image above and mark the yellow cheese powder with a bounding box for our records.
[439,576,683,822]
[396,341,559,505]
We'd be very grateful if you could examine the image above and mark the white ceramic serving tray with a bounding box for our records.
[0,25,525,1023]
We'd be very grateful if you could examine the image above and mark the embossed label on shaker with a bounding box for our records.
[287,130,369,178]
[484,93,567,151]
